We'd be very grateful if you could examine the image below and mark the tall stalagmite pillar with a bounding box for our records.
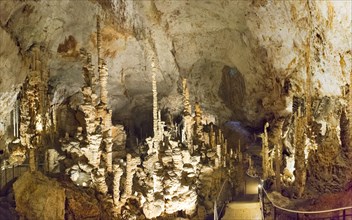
[113,164,124,205]
[96,15,113,171]
[20,46,49,172]
[151,58,159,139]
[123,154,141,198]
[182,78,193,152]
[182,78,192,116]
[194,102,203,143]
[261,122,270,179]
[294,108,307,198]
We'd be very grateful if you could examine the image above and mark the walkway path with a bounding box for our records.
[222,176,262,220]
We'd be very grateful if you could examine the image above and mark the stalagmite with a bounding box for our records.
[261,122,270,179]
[271,118,284,191]
[113,165,124,205]
[182,78,192,116]
[182,79,194,152]
[45,149,61,173]
[215,145,221,168]
[210,124,216,149]
[194,102,204,143]
[275,144,281,191]
[123,154,141,198]
[294,108,307,198]
[19,46,49,172]
[99,61,109,106]
[92,168,108,194]
[152,57,159,139]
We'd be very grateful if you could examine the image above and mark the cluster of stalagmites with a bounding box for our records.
[4,46,51,171]
[2,18,234,220]
[126,75,231,218]
[260,91,352,198]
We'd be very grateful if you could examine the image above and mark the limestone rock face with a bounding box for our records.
[13,171,65,220]
[0,0,350,131]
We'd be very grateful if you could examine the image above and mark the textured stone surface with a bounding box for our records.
[13,171,65,220]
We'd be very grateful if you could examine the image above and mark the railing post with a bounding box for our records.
[343,209,346,220]
[274,206,276,220]
[296,212,299,220]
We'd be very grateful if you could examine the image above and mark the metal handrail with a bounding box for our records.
[214,178,229,220]
[0,163,45,190]
[262,187,352,214]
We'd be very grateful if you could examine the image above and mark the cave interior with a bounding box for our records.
[0,0,351,219]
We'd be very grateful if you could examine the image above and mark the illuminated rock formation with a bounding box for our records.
[194,102,204,143]
[261,122,270,179]
[19,46,50,172]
